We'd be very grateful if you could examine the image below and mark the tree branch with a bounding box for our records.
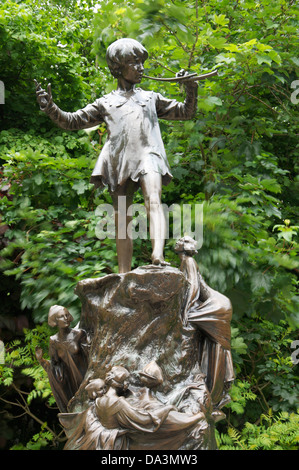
[0,385,63,443]
[188,0,199,69]
[245,91,279,114]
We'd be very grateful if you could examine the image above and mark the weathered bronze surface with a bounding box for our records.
[56,265,216,449]
[175,236,234,409]
[36,305,89,413]
[59,363,209,450]
[35,38,198,273]
[35,39,232,450]
[41,256,232,450]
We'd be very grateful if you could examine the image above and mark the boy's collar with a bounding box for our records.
[114,86,139,96]
[103,88,152,108]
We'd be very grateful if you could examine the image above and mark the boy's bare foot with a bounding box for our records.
[151,256,170,266]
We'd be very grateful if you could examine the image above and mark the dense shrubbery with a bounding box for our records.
[0,0,298,449]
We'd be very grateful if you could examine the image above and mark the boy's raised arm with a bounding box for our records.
[34,80,103,130]
[155,71,198,121]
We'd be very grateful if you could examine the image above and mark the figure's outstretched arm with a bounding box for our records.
[34,80,104,131]
[35,346,51,373]
[155,70,198,121]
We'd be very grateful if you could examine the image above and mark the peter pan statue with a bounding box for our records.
[35,38,198,273]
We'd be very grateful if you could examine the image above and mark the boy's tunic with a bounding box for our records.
[45,86,197,192]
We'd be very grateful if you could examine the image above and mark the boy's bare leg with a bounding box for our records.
[112,182,135,273]
[139,172,169,266]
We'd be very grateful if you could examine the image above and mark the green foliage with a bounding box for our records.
[0,323,65,449]
[224,380,257,416]
[237,318,299,414]
[220,316,299,449]
[10,425,55,450]
[1,0,298,325]
[92,0,299,326]
[0,323,54,404]
[216,409,299,450]
[0,0,102,130]
[0,127,118,322]
[0,0,298,450]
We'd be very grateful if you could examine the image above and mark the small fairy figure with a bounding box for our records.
[59,378,107,450]
[175,236,234,410]
[36,305,89,412]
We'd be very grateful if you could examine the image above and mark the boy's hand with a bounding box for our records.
[176,69,198,88]
[34,79,53,110]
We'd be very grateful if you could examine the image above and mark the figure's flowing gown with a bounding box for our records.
[180,256,234,405]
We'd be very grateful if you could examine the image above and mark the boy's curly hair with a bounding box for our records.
[106,38,148,78]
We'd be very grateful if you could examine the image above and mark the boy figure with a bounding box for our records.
[35,38,198,273]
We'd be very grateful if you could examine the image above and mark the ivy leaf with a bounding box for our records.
[231,336,248,355]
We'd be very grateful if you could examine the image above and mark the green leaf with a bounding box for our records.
[256,54,273,66]
[72,180,90,194]
[198,96,223,111]
[251,272,272,293]
[33,174,43,185]
[260,178,281,194]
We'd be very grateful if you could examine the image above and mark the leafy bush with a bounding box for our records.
[0,0,298,450]
[230,318,299,417]
[216,410,299,450]
[0,324,65,449]
[0,127,118,323]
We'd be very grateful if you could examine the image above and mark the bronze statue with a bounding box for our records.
[175,236,234,410]
[58,363,207,450]
[35,38,198,273]
[65,364,206,451]
[58,378,106,450]
[36,305,89,412]
[39,256,234,449]
[34,39,233,450]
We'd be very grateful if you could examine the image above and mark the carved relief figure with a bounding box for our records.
[59,379,107,450]
[36,305,89,412]
[35,38,198,273]
[93,364,207,450]
[175,236,234,410]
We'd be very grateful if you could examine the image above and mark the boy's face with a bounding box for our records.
[120,55,144,84]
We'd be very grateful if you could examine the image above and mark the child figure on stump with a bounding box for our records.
[35,38,198,272]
